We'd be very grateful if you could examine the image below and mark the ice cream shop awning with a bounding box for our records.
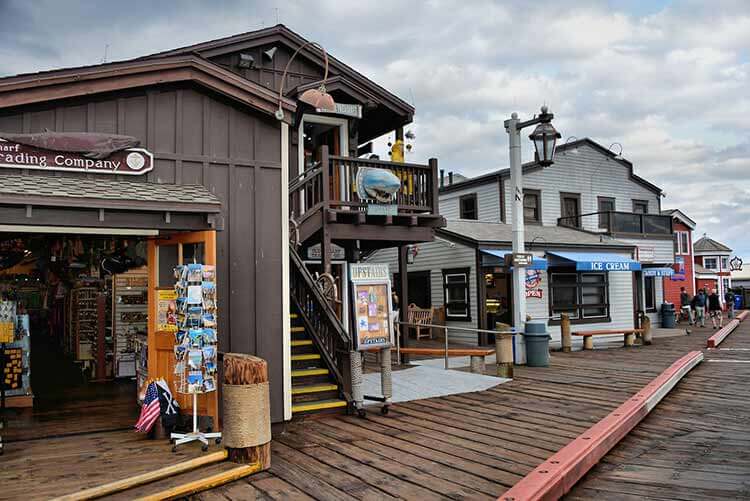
[546,251,641,272]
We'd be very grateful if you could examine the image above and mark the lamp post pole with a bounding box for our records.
[504,106,560,365]
[505,113,527,364]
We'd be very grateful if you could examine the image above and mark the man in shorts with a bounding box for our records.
[708,288,723,329]
[725,289,736,320]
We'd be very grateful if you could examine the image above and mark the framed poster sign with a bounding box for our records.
[350,264,394,351]
[157,288,178,332]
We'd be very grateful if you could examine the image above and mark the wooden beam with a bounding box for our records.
[134,463,261,501]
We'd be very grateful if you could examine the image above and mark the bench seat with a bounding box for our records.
[398,347,495,373]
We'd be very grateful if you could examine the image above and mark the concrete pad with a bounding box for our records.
[361,365,509,404]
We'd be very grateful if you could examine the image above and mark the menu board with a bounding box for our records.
[350,264,394,351]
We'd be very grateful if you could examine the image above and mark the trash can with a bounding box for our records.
[734,293,742,310]
[661,303,676,328]
[524,320,550,367]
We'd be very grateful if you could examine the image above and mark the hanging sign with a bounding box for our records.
[0,139,154,175]
[306,243,346,261]
[350,264,394,351]
[317,102,362,118]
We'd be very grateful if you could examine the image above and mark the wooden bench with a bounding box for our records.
[407,304,434,340]
[571,329,644,350]
[398,347,495,374]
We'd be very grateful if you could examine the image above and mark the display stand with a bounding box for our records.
[170,392,221,452]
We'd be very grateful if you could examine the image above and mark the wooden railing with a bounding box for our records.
[289,145,438,225]
[558,211,673,237]
[289,245,351,401]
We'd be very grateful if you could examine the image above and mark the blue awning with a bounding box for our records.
[644,267,674,277]
[546,251,641,272]
[480,249,548,270]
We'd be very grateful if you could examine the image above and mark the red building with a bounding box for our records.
[662,209,695,305]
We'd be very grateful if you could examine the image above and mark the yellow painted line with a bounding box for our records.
[135,462,261,501]
[291,326,305,333]
[291,339,313,347]
[292,384,338,395]
[292,400,347,413]
[292,353,321,361]
[292,368,329,377]
[290,313,298,319]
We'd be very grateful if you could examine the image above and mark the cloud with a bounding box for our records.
[0,0,749,257]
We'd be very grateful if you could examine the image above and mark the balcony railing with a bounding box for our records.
[558,211,673,237]
[289,145,438,226]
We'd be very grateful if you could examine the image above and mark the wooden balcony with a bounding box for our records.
[558,211,673,238]
[289,146,445,250]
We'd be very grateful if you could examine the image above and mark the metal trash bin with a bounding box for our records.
[661,303,676,328]
[524,320,550,367]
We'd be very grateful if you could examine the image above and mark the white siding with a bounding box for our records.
[502,144,662,228]
[439,182,502,222]
[368,241,480,344]
[617,237,674,265]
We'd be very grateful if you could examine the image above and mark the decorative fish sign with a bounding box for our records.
[0,131,140,159]
[356,167,401,203]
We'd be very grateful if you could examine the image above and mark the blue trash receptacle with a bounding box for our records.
[524,320,550,367]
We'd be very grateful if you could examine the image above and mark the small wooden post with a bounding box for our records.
[624,332,635,347]
[222,353,271,470]
[583,336,594,350]
[642,316,653,345]
[560,313,572,353]
[495,322,514,378]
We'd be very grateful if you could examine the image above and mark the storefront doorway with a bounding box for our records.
[483,268,512,344]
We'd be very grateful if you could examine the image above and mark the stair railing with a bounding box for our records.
[289,245,351,402]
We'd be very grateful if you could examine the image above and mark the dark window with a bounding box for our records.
[549,271,609,321]
[523,189,541,223]
[459,194,478,220]
[598,197,615,229]
[644,276,656,312]
[673,232,679,254]
[560,193,581,228]
[704,257,718,270]
[632,200,649,214]
[443,268,471,321]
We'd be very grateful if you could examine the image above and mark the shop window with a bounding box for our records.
[674,231,690,255]
[549,271,609,322]
[598,197,615,229]
[644,276,656,312]
[523,189,541,224]
[704,257,718,270]
[632,200,649,214]
[459,193,478,220]
[443,268,471,321]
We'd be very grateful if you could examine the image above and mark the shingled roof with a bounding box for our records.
[693,236,732,253]
[0,174,221,213]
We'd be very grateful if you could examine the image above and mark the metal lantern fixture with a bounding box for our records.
[276,41,336,121]
[528,106,561,167]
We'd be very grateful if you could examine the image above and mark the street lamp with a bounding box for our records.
[504,105,560,364]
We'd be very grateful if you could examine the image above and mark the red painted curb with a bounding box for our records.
[498,350,704,501]
[737,310,749,322]
[707,319,740,348]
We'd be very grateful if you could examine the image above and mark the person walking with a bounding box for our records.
[708,288,723,329]
[725,288,736,320]
[694,288,707,328]
[679,286,694,325]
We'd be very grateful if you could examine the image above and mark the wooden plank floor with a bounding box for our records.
[567,320,750,500]
[196,324,725,500]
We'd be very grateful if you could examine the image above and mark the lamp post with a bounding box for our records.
[504,105,560,364]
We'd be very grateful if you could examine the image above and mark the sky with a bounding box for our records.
[1,0,749,261]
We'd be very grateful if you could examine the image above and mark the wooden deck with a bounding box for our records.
[195,324,728,500]
[567,320,750,500]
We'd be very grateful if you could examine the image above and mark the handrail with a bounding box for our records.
[288,162,322,192]
[557,210,672,236]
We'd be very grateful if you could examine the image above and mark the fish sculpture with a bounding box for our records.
[0,131,141,159]
[356,167,401,203]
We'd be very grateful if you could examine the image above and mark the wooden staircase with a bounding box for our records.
[290,313,348,416]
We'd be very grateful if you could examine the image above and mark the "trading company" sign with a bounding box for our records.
[0,140,153,176]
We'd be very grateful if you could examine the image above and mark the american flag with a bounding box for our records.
[135,382,161,433]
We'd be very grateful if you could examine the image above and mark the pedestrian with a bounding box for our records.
[679,286,694,325]
[708,288,723,329]
[694,288,707,328]
[725,288,736,320]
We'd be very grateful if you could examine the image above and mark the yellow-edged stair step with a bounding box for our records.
[291,383,338,395]
[291,368,329,377]
[291,353,321,362]
[291,339,313,347]
[291,326,305,333]
[292,399,347,413]
[290,313,298,319]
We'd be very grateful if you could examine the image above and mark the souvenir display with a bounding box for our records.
[114,269,148,378]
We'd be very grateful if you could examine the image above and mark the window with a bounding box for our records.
[459,194,478,220]
[721,257,729,270]
[523,189,541,223]
[644,276,656,312]
[549,271,609,321]
[723,278,731,294]
[598,197,615,229]
[443,268,470,320]
[704,257,718,270]
[560,193,581,228]
[632,200,649,214]
[673,231,690,255]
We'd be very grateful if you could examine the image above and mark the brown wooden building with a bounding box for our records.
[0,25,442,424]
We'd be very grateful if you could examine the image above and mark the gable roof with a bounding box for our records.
[439,137,663,196]
[661,209,697,230]
[694,236,732,253]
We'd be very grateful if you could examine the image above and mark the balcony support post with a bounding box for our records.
[429,158,439,214]
[398,245,410,361]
